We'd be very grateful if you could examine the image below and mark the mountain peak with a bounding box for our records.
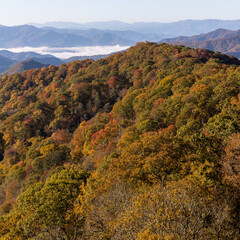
[1,58,49,76]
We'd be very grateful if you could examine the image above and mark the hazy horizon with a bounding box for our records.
[0,18,239,27]
[31,18,240,25]
[1,0,240,26]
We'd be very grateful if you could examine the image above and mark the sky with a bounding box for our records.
[1,0,240,26]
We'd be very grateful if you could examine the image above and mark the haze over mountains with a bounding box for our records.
[0,25,134,48]
[32,19,240,35]
[160,28,240,58]
[0,59,49,76]
[0,50,110,75]
[2,19,240,49]
[1,19,240,75]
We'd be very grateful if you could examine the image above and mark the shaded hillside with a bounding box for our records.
[187,34,240,58]
[0,43,240,239]
[0,51,115,75]
[0,50,62,65]
[0,56,16,73]
[160,28,240,58]
[1,59,49,75]
[161,28,240,43]
[0,50,54,61]
[30,56,63,66]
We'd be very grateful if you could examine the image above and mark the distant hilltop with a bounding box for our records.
[160,28,240,58]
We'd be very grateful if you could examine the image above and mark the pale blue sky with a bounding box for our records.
[1,0,240,25]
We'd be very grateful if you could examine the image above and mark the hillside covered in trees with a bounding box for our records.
[0,42,240,239]
[160,28,240,58]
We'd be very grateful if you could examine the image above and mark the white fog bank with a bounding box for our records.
[0,45,130,59]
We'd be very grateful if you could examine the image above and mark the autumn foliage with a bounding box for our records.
[0,43,240,239]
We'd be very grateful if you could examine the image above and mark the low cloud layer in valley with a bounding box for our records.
[0,45,130,59]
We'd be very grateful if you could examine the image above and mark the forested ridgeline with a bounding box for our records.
[0,42,240,239]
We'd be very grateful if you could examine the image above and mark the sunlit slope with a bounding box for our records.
[0,42,240,239]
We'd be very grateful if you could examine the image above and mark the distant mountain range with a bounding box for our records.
[0,50,63,65]
[1,20,240,75]
[31,19,240,36]
[2,27,240,76]
[40,27,165,43]
[0,50,62,74]
[0,25,92,48]
[1,20,240,49]
[0,24,164,48]
[160,28,240,58]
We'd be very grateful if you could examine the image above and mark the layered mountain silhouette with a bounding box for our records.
[160,28,240,58]
[0,50,110,75]
[40,27,165,43]
[0,25,136,48]
[4,19,240,49]
[0,25,93,47]
[32,19,240,35]
[0,59,49,76]
[0,50,62,65]
[1,20,240,75]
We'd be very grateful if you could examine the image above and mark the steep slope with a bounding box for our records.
[160,28,240,57]
[0,43,240,239]
[161,28,240,43]
[187,34,240,57]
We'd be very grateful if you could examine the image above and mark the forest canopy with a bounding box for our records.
[0,42,239,239]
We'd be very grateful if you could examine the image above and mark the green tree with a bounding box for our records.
[6,168,89,239]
